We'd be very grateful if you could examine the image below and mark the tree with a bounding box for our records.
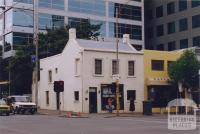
[5,21,101,95]
[168,50,200,94]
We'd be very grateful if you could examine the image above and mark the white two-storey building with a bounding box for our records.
[38,29,144,113]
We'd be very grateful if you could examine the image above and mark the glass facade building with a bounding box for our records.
[0,0,144,58]
[145,0,200,50]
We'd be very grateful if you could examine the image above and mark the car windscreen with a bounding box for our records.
[13,97,30,102]
[0,99,6,105]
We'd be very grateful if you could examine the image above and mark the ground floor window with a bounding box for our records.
[147,85,178,108]
[45,91,49,105]
[101,83,124,110]
[127,90,136,100]
[74,91,79,101]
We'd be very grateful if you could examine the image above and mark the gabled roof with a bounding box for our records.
[76,39,142,54]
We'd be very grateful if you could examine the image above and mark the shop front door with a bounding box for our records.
[89,87,97,113]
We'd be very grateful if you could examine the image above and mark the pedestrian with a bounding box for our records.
[107,98,113,113]
[129,97,135,112]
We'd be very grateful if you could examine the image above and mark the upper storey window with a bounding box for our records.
[39,0,64,10]
[109,2,142,21]
[13,0,33,4]
[68,0,105,16]
[13,9,33,28]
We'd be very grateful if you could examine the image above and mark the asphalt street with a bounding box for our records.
[0,114,199,134]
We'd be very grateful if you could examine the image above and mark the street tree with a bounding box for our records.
[168,50,200,95]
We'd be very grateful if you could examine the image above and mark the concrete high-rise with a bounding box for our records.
[145,0,200,51]
[0,0,144,58]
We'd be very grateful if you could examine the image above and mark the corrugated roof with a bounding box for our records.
[76,39,139,53]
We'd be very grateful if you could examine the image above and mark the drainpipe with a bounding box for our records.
[81,50,84,113]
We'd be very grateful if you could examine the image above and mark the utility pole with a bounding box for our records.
[198,70,200,107]
[115,7,120,116]
[33,0,39,105]
[115,1,131,116]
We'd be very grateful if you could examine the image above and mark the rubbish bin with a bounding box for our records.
[143,101,152,115]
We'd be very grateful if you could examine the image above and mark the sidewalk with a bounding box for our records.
[37,109,167,118]
[38,109,89,118]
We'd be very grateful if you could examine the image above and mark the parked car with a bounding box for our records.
[0,99,10,116]
[7,95,37,115]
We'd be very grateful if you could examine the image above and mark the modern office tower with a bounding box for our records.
[145,0,200,51]
[0,0,144,58]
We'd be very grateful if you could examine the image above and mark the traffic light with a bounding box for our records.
[59,81,64,92]
[54,81,64,92]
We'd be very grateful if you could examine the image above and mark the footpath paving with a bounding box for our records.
[37,109,168,118]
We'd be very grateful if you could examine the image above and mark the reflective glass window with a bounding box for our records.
[68,0,105,16]
[193,36,200,46]
[13,32,33,46]
[68,17,106,37]
[167,21,175,34]
[39,0,64,10]
[179,18,188,31]
[180,39,188,49]
[39,13,64,30]
[13,0,33,4]
[151,60,164,71]
[109,2,141,21]
[192,0,200,8]
[167,2,175,15]
[13,9,33,27]
[192,14,200,28]
[109,22,142,40]
[179,0,187,11]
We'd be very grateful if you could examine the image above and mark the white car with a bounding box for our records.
[7,95,37,114]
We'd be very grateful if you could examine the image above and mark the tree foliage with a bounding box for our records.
[4,21,101,94]
[168,50,200,92]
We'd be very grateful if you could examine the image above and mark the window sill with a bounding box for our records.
[93,74,104,77]
[74,74,80,77]
[127,76,136,78]
[111,75,121,79]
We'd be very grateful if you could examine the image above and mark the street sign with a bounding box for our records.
[112,74,120,80]
[31,55,36,63]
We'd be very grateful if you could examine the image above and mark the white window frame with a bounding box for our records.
[48,70,52,83]
[74,58,80,77]
[93,58,104,77]
[127,60,135,77]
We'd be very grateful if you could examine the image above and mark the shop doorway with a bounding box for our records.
[89,87,97,113]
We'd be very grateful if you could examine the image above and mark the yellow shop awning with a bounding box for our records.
[147,77,171,86]
[0,81,9,85]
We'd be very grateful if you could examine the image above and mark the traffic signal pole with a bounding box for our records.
[54,81,64,114]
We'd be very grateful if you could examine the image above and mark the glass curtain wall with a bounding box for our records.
[68,0,105,16]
